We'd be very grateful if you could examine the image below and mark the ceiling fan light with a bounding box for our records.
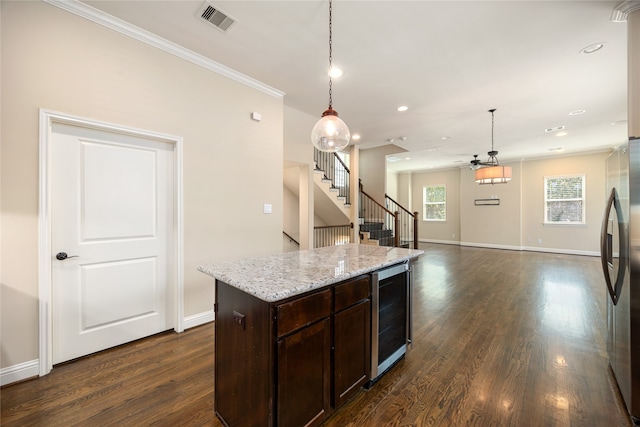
[475,165,512,184]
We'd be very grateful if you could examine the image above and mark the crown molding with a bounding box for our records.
[611,1,640,22]
[42,0,285,98]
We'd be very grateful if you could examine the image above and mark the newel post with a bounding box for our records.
[394,211,400,247]
[413,212,419,249]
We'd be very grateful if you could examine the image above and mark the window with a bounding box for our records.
[544,175,586,224]
[423,185,446,221]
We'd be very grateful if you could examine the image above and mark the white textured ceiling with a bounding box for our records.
[83,0,631,172]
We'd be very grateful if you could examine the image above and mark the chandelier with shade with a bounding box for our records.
[470,109,512,185]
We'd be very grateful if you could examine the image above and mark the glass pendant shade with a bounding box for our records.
[475,165,512,184]
[311,108,351,152]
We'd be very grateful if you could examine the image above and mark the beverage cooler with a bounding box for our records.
[369,261,413,384]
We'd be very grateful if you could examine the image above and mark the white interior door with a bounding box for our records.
[51,122,174,364]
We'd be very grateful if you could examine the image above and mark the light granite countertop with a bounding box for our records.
[198,243,424,302]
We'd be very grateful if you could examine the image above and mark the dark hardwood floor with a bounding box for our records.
[0,243,632,426]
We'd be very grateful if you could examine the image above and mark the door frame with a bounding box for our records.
[38,109,184,376]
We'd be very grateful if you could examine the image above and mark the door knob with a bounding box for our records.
[56,252,78,260]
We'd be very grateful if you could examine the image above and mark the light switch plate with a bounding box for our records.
[264,203,272,214]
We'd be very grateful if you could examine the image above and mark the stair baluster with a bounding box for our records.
[385,194,419,249]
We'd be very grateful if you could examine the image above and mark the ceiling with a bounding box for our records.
[83,0,632,173]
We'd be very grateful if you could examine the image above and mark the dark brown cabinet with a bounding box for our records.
[214,274,372,427]
[277,318,331,427]
[276,288,332,427]
[333,276,371,408]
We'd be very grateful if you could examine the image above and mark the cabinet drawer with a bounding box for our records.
[277,289,332,337]
[334,275,370,312]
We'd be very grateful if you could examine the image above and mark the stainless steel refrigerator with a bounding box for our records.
[601,136,640,425]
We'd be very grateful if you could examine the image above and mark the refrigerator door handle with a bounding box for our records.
[600,187,626,305]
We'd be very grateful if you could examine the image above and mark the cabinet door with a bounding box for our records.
[277,318,331,427]
[334,299,371,408]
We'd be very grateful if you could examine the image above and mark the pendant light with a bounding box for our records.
[311,0,351,153]
[474,109,512,185]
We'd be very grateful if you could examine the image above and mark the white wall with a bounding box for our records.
[283,106,317,249]
[397,172,412,210]
[412,168,461,244]
[360,144,405,203]
[283,184,300,252]
[1,2,283,370]
[460,162,522,248]
[404,151,609,254]
[363,147,606,252]
[386,170,398,201]
[521,152,608,254]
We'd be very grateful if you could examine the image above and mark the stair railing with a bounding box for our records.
[359,182,399,247]
[283,231,300,246]
[314,148,350,206]
[385,194,419,249]
[314,223,353,248]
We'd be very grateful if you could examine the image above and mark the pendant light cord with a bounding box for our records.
[328,0,333,109]
[488,108,498,165]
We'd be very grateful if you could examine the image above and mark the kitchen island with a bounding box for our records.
[198,244,423,427]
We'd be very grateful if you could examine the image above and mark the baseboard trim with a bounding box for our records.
[419,238,460,245]
[0,359,39,387]
[520,246,599,257]
[183,310,215,330]
[459,241,522,251]
[420,239,599,257]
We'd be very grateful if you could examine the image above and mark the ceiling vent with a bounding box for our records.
[198,1,237,33]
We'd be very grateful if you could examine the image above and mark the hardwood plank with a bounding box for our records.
[1,244,633,426]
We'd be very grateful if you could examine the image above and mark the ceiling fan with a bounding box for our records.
[469,153,499,170]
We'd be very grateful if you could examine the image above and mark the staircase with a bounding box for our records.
[359,181,419,248]
[385,193,419,248]
[313,149,418,249]
[359,221,394,246]
[314,149,350,208]
[313,149,353,247]
[358,182,398,247]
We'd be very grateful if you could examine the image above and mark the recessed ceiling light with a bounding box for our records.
[569,110,586,116]
[612,120,628,126]
[545,125,565,133]
[556,131,568,137]
[441,136,451,140]
[405,157,411,160]
[352,134,361,140]
[396,106,408,112]
[328,66,343,78]
[549,147,564,152]
[580,42,605,54]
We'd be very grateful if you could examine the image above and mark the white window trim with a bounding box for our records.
[543,174,586,225]
[423,184,446,222]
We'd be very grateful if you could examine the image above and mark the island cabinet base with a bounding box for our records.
[214,275,371,427]
[214,280,273,427]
